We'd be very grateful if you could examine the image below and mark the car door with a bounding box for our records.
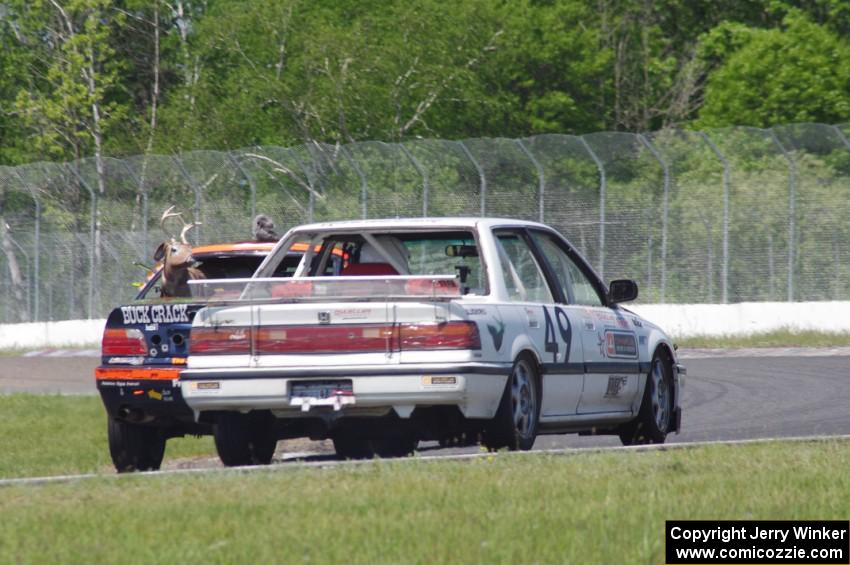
[493,230,584,418]
[527,229,641,415]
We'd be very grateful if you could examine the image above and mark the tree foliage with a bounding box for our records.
[0,0,849,162]
[697,12,850,127]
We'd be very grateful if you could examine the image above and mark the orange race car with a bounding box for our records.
[96,240,344,472]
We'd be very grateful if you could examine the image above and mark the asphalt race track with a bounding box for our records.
[537,352,850,450]
[3,350,850,456]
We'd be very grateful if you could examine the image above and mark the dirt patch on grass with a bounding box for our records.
[158,438,336,471]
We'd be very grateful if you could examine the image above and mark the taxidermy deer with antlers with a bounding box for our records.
[154,206,205,298]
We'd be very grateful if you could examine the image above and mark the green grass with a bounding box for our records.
[1,441,849,563]
[678,329,850,349]
[0,395,214,479]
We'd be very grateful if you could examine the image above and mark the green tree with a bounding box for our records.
[13,0,127,167]
[10,0,129,310]
[697,13,850,127]
[153,0,508,150]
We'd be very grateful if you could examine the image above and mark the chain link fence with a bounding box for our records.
[1,122,849,322]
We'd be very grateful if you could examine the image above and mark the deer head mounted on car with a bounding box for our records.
[154,205,205,298]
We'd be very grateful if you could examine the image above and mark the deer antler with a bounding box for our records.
[160,205,184,241]
[180,222,201,243]
[180,221,201,244]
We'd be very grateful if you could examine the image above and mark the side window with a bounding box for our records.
[531,231,604,306]
[495,232,553,303]
[272,255,302,277]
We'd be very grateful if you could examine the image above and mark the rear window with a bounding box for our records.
[301,231,487,295]
[139,253,301,299]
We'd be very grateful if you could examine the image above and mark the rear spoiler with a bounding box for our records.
[188,275,462,305]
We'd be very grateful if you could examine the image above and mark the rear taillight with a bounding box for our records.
[256,325,394,354]
[400,321,481,350]
[102,328,147,356]
[196,321,481,355]
[189,327,251,355]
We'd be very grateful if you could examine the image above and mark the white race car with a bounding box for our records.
[181,218,684,464]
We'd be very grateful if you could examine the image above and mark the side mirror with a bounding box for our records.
[609,279,638,303]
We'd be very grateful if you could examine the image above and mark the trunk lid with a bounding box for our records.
[187,277,476,369]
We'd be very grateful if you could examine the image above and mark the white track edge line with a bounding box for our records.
[2,433,850,489]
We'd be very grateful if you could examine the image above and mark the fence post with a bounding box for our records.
[831,126,850,300]
[457,141,486,216]
[399,144,429,217]
[637,134,670,303]
[514,139,545,223]
[32,197,40,321]
[699,132,730,304]
[339,146,368,219]
[768,130,797,302]
[226,153,257,220]
[66,163,98,319]
[579,137,606,279]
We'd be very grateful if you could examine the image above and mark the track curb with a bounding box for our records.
[3,433,850,489]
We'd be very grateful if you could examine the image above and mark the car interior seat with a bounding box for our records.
[342,236,409,276]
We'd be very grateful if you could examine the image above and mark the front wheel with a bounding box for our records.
[484,355,540,451]
[107,418,166,473]
[214,411,277,466]
[619,352,673,445]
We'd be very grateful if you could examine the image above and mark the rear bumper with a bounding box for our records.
[181,363,511,420]
[96,366,197,427]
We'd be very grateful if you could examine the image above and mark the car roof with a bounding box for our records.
[286,217,550,234]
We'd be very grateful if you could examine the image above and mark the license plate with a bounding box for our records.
[289,380,355,412]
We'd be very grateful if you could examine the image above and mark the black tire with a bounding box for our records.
[213,411,277,466]
[484,354,540,451]
[372,437,417,458]
[107,417,166,473]
[619,351,673,445]
[332,436,375,460]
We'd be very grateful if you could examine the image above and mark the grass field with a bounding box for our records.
[1,440,849,563]
[0,395,214,479]
[677,329,850,349]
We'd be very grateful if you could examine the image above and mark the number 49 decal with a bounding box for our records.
[543,306,571,363]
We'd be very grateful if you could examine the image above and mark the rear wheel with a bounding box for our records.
[619,351,673,445]
[107,418,166,473]
[372,437,417,458]
[484,354,540,451]
[332,436,375,460]
[214,411,277,466]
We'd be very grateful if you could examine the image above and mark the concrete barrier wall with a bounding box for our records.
[629,301,850,338]
[2,301,850,349]
[0,319,107,350]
